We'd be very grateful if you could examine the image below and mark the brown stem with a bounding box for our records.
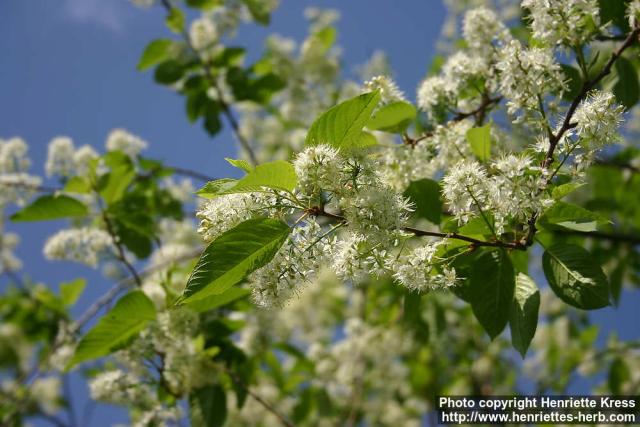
[308,207,524,250]
[225,368,296,427]
[543,26,640,169]
[101,211,142,287]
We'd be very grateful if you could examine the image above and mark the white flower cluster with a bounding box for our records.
[522,0,600,46]
[250,218,330,307]
[89,370,181,426]
[43,227,114,267]
[572,91,625,148]
[308,318,424,427]
[0,228,22,274]
[190,16,219,51]
[197,192,281,242]
[0,137,41,207]
[417,51,489,121]
[363,75,406,104]
[443,156,552,235]
[629,0,640,28]
[462,6,512,55]
[495,40,566,117]
[392,242,458,291]
[105,128,147,159]
[45,136,98,178]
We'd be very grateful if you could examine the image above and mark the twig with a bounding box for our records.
[100,210,142,287]
[552,229,640,245]
[225,369,296,427]
[307,206,524,250]
[543,26,640,169]
[158,0,258,165]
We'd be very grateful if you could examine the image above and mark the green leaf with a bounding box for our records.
[613,57,640,109]
[196,160,297,198]
[196,178,238,198]
[367,101,416,132]
[225,158,253,173]
[560,64,583,101]
[305,91,381,150]
[509,273,540,358]
[138,39,174,71]
[165,8,185,34]
[63,176,92,194]
[190,385,227,427]
[179,218,291,305]
[608,358,630,395]
[542,243,610,309]
[466,123,491,162]
[185,0,220,10]
[11,195,88,222]
[403,179,442,224]
[68,291,156,368]
[187,287,251,313]
[154,59,186,85]
[100,165,136,205]
[60,278,86,306]
[538,201,610,232]
[242,0,271,25]
[551,182,585,200]
[469,250,515,339]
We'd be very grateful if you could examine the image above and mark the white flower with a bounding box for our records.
[392,242,458,291]
[495,40,566,117]
[339,181,413,244]
[105,129,147,158]
[30,377,61,415]
[250,218,329,307]
[363,75,406,104]
[43,227,114,267]
[629,0,640,28]
[46,136,76,177]
[0,229,22,273]
[442,159,489,225]
[293,145,345,197]
[196,192,277,242]
[90,370,154,406]
[572,90,624,147]
[0,137,30,173]
[416,76,454,119]
[522,0,600,46]
[190,17,219,51]
[0,174,42,207]
[462,7,511,54]
[73,145,99,176]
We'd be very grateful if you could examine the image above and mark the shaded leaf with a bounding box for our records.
[509,273,540,357]
[469,250,515,339]
[404,179,442,224]
[542,243,610,309]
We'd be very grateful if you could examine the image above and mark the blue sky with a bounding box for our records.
[1,0,638,425]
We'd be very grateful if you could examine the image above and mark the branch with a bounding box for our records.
[594,159,640,174]
[552,229,640,245]
[543,26,640,169]
[225,369,296,427]
[452,95,502,124]
[159,0,259,166]
[308,207,524,250]
[100,210,142,287]
[168,166,216,182]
